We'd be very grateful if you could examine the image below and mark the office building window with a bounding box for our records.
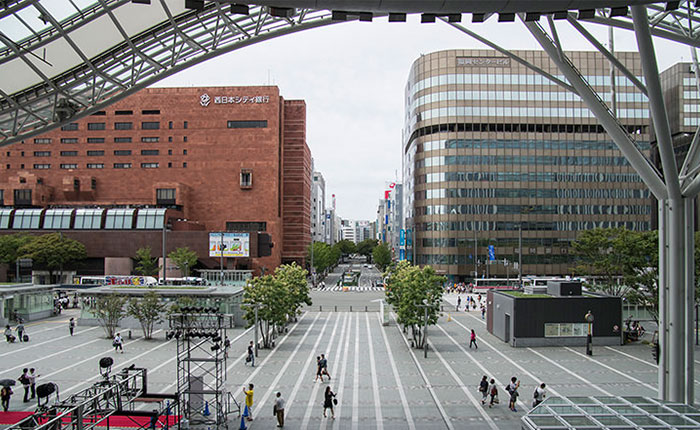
[183,136,188,142]
[114,137,132,143]
[43,209,73,229]
[115,110,133,115]
[182,162,187,168]
[91,111,106,116]
[226,221,266,231]
[114,122,133,130]
[168,136,172,142]
[141,150,159,156]
[87,163,104,169]
[114,150,132,156]
[142,137,159,143]
[33,164,50,169]
[61,138,78,144]
[141,163,159,169]
[168,121,173,129]
[13,190,32,207]
[183,149,187,155]
[240,169,252,188]
[61,123,78,131]
[156,188,176,205]
[184,121,188,129]
[60,164,78,169]
[136,208,166,229]
[88,122,105,130]
[60,151,78,157]
[12,208,41,227]
[142,110,160,115]
[168,149,173,155]
[33,138,51,144]
[227,120,268,128]
[33,151,50,157]
[74,208,103,229]
[87,150,104,156]
[104,208,135,229]
[114,163,132,169]
[142,121,160,130]
[87,138,105,143]
[168,162,172,168]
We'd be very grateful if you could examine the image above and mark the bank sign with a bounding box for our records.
[200,93,270,107]
[209,232,250,257]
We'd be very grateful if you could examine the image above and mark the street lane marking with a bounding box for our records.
[0,326,100,358]
[376,312,415,430]
[302,312,348,429]
[426,337,498,430]
[364,313,383,430]
[351,312,360,430]
[392,312,453,430]
[564,347,657,392]
[0,337,103,377]
[330,313,354,430]
[526,348,612,396]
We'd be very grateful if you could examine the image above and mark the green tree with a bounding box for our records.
[385,262,444,348]
[168,247,198,278]
[372,243,392,271]
[573,228,634,297]
[0,234,35,281]
[307,241,332,273]
[134,247,158,276]
[336,239,357,256]
[242,275,289,349]
[18,233,86,283]
[127,291,166,339]
[356,239,378,263]
[275,263,312,319]
[93,294,127,338]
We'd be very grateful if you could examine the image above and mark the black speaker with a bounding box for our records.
[36,383,56,398]
[257,233,274,257]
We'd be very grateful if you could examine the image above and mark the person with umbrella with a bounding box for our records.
[0,380,14,411]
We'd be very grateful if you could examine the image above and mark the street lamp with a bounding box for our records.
[417,299,430,358]
[252,303,260,357]
[585,310,595,356]
[219,232,227,286]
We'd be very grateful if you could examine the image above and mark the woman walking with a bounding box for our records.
[469,329,478,350]
[478,376,489,405]
[113,332,123,353]
[322,386,336,419]
[488,378,498,408]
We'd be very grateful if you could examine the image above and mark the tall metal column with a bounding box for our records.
[684,198,695,404]
[658,202,668,399]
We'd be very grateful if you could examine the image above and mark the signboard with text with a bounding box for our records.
[208,232,250,257]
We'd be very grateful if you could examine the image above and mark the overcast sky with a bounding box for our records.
[155,15,691,221]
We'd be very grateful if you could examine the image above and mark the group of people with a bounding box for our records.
[2,368,41,411]
[456,294,487,319]
[477,376,546,411]
[445,282,472,294]
[4,321,27,343]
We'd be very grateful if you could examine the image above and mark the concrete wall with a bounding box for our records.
[105,257,133,275]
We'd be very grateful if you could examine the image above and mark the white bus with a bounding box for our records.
[472,278,530,292]
[75,275,158,286]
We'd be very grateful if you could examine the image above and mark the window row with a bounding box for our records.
[417,155,631,168]
[417,204,651,216]
[411,73,643,95]
[57,137,184,143]
[0,207,168,230]
[421,237,575,248]
[410,89,647,113]
[421,187,650,200]
[419,138,650,151]
[415,253,576,265]
[422,171,644,184]
[417,220,650,232]
[15,163,185,170]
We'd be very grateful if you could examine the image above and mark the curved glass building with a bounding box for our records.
[403,49,652,281]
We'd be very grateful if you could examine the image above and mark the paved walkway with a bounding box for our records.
[0,295,698,429]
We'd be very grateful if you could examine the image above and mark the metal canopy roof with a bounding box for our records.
[0,1,696,146]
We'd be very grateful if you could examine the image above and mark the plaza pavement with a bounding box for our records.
[0,294,698,429]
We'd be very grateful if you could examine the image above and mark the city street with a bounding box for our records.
[315,257,385,292]
[0,294,696,430]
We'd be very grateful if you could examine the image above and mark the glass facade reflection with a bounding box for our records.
[403,50,651,280]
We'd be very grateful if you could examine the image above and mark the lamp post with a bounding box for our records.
[585,310,595,356]
[254,304,259,357]
[518,223,523,287]
[417,299,430,358]
[219,232,227,286]
[161,220,167,285]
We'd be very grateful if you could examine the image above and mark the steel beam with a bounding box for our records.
[523,19,668,200]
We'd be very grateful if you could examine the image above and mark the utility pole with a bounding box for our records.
[254,304,259,357]
[518,223,523,287]
[473,227,478,280]
[219,232,226,286]
[161,221,167,285]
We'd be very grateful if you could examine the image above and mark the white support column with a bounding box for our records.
[684,198,695,404]
[658,201,668,399]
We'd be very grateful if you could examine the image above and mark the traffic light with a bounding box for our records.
[651,341,660,364]
[257,233,273,257]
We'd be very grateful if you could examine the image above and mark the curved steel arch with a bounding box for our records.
[0,3,336,146]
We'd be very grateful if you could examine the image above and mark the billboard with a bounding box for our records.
[209,232,250,257]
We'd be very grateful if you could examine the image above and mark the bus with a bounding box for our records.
[523,276,583,287]
[75,275,158,286]
[472,278,530,292]
[158,277,207,286]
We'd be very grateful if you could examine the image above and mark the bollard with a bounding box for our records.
[334,305,337,312]
[128,330,132,339]
[350,305,352,312]
[365,306,368,312]
[320,305,322,312]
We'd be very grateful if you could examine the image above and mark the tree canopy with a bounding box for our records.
[17,233,86,283]
[134,247,159,276]
[168,247,198,277]
[356,239,378,262]
[335,239,356,256]
[0,234,34,266]
[93,294,127,338]
[372,243,392,271]
[127,291,166,339]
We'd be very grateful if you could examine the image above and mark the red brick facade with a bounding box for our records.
[0,86,312,274]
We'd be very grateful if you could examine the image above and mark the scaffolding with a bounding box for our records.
[170,309,238,430]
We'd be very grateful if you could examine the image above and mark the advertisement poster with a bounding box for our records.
[209,232,250,257]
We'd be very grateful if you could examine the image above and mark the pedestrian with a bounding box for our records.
[314,356,323,382]
[18,368,30,403]
[16,321,24,342]
[113,332,123,353]
[465,296,470,312]
[478,375,489,405]
[319,354,331,380]
[246,341,255,367]
[224,336,230,359]
[243,383,254,421]
[456,296,461,311]
[488,378,498,408]
[69,318,75,336]
[28,368,39,400]
[322,386,336,419]
[4,325,14,343]
[506,377,520,412]
[481,305,486,320]
[533,383,546,407]
[469,329,478,350]
[274,392,285,427]
[1,385,12,411]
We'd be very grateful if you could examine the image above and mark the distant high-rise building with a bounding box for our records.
[311,170,326,242]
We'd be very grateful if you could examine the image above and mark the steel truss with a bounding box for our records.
[443,3,699,404]
[170,310,234,430]
[4,365,177,430]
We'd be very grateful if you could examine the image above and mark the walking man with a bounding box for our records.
[481,305,486,320]
[16,321,24,342]
[314,356,323,382]
[18,368,30,403]
[507,377,520,412]
[478,376,489,405]
[246,341,255,367]
[274,392,285,427]
[533,383,546,407]
[69,318,75,336]
[113,332,123,353]
[319,354,331,380]
[28,368,39,400]
[469,329,478,350]
[456,296,461,311]
[243,384,254,421]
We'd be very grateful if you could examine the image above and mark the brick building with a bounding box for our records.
[0,86,312,276]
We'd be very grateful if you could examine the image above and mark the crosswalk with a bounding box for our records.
[316,284,385,292]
